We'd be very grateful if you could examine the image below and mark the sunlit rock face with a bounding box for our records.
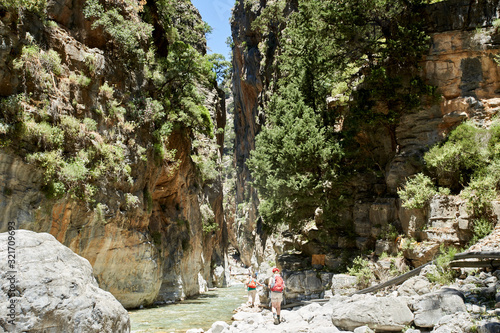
[230,0,500,263]
[0,0,226,308]
[0,230,130,333]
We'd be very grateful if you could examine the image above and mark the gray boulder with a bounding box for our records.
[413,288,467,328]
[331,274,358,296]
[478,322,500,333]
[331,295,413,331]
[285,270,325,301]
[0,230,129,332]
[212,265,226,288]
[397,276,433,296]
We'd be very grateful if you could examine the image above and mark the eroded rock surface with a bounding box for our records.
[0,230,129,333]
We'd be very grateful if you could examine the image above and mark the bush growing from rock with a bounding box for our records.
[347,256,374,288]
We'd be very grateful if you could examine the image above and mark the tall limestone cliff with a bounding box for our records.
[230,0,500,269]
[0,0,227,308]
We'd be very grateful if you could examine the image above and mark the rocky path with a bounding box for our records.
[187,228,500,333]
[192,268,500,333]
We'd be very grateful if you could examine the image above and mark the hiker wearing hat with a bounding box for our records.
[268,267,285,325]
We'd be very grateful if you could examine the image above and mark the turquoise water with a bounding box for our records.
[129,286,248,333]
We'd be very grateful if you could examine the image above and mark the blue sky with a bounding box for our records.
[191,0,233,59]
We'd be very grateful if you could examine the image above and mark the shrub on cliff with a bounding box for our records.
[425,122,489,192]
[0,0,224,208]
[0,0,47,14]
[401,120,500,219]
[398,173,449,209]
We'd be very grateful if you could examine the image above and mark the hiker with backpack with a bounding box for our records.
[268,267,285,325]
[245,273,263,307]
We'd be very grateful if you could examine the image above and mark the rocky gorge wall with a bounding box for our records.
[230,0,500,270]
[0,0,227,309]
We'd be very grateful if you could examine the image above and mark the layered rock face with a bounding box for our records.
[0,230,130,332]
[230,0,500,267]
[0,0,227,308]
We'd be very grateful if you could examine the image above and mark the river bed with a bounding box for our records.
[129,286,248,333]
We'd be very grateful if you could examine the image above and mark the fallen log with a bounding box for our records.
[452,252,500,261]
[450,259,500,268]
[351,261,434,295]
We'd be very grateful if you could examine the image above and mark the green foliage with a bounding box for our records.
[60,158,89,183]
[418,120,500,217]
[0,91,139,202]
[191,150,218,182]
[200,203,218,234]
[494,18,500,29]
[24,119,64,150]
[60,115,83,139]
[153,142,166,163]
[83,118,97,131]
[145,39,216,138]
[0,0,47,14]
[347,256,373,288]
[131,97,165,125]
[379,223,399,242]
[426,245,458,285]
[246,0,434,234]
[425,122,489,191]
[84,54,98,75]
[13,45,63,93]
[469,217,494,246]
[277,0,430,113]
[83,0,152,59]
[94,202,107,223]
[247,84,343,231]
[3,0,227,211]
[398,173,449,209]
[99,82,114,99]
[70,73,91,87]
[206,53,231,84]
[125,193,140,209]
[41,180,66,199]
[460,174,497,217]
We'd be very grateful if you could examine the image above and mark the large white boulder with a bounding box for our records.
[0,230,129,332]
[331,295,414,331]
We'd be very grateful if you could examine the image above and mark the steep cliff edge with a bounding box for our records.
[230,0,500,269]
[0,0,227,308]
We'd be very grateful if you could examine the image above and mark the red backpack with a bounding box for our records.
[270,275,284,292]
[248,279,256,288]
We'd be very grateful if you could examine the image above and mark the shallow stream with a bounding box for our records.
[129,286,248,333]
